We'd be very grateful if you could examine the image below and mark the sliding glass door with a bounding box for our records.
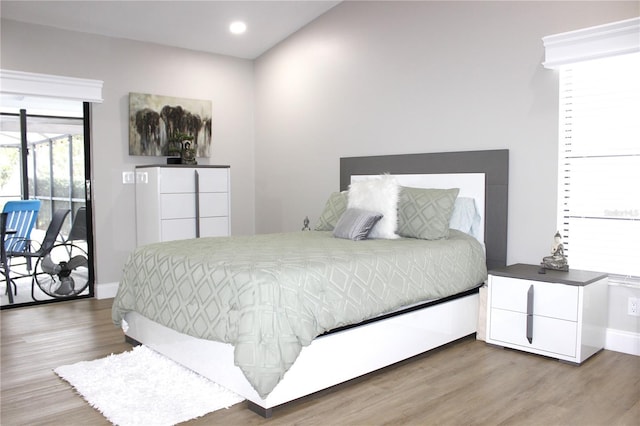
[0,99,94,307]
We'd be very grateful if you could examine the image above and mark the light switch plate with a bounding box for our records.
[122,171,135,184]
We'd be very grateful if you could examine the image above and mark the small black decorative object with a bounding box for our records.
[302,216,311,231]
[542,231,569,271]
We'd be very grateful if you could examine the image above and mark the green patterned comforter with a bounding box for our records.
[112,230,486,397]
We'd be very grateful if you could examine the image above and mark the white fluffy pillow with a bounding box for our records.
[347,175,399,239]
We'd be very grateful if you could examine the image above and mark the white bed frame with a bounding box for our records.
[124,291,479,416]
[122,151,509,417]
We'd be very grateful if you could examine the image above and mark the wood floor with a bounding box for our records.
[1,298,638,425]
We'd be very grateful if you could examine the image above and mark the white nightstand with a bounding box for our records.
[486,264,608,364]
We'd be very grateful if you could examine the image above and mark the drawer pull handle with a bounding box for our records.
[526,284,534,344]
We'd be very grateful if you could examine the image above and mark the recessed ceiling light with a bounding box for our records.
[229,21,247,35]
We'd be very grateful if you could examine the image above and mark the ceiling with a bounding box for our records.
[0,0,341,60]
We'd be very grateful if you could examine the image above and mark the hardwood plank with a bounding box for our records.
[2,298,639,425]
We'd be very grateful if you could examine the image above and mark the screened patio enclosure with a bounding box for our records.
[0,113,85,236]
[0,99,93,307]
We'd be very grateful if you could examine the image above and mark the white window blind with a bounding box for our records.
[558,53,640,278]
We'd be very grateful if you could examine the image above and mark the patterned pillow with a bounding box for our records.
[333,208,383,240]
[348,175,399,239]
[397,187,460,240]
[315,191,348,231]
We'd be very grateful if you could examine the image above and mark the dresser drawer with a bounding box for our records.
[197,168,229,193]
[200,217,230,238]
[161,218,196,241]
[489,308,578,357]
[160,217,229,241]
[159,167,228,193]
[160,193,196,219]
[200,193,229,217]
[490,276,579,321]
[160,192,229,219]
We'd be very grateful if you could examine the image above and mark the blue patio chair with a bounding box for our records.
[2,200,41,255]
[2,200,41,301]
[1,212,16,303]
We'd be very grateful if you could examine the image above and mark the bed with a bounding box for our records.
[112,149,509,417]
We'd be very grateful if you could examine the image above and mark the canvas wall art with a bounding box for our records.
[129,93,212,158]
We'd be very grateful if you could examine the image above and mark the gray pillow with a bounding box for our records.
[333,208,383,241]
[315,191,348,231]
[397,187,460,240]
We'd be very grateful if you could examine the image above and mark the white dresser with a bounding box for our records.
[135,165,230,246]
[486,264,608,364]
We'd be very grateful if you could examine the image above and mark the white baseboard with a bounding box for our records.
[605,328,640,356]
[95,281,119,299]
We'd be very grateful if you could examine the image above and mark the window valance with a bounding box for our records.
[0,69,103,103]
[542,17,639,69]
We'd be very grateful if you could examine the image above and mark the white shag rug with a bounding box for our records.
[54,345,245,426]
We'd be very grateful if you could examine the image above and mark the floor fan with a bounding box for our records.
[34,243,89,298]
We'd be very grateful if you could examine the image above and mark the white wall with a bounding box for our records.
[253,1,639,344]
[254,1,638,266]
[0,19,256,286]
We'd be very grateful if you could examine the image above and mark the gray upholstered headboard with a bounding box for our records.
[339,150,509,269]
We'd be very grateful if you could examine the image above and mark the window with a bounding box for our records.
[0,106,86,231]
[557,53,640,279]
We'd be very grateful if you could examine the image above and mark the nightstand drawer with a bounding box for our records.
[490,276,579,321]
[489,308,578,357]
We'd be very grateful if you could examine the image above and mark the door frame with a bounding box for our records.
[0,103,95,307]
